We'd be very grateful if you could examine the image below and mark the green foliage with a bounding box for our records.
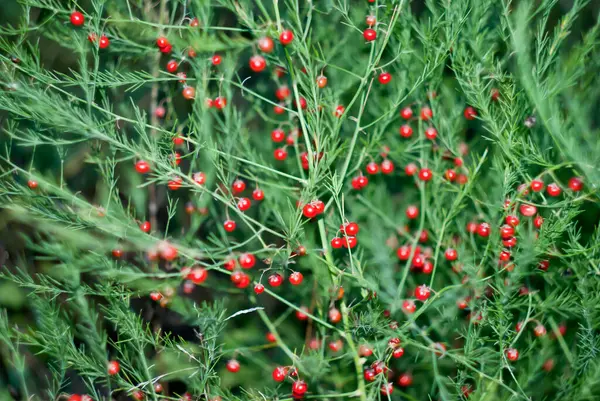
[1,0,600,400]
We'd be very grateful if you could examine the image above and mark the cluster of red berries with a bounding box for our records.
[330,221,360,250]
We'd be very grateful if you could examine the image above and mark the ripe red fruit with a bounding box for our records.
[279,30,294,45]
[366,15,377,26]
[239,253,256,269]
[140,221,151,233]
[402,300,416,313]
[464,106,477,120]
[296,306,309,320]
[334,105,345,118]
[381,159,394,174]
[182,87,196,100]
[187,267,207,284]
[420,106,433,121]
[500,225,515,239]
[380,382,394,396]
[398,373,413,387]
[366,161,379,174]
[400,107,413,119]
[399,124,413,138]
[70,11,85,26]
[193,172,206,185]
[167,176,182,190]
[254,283,264,294]
[249,55,267,72]
[406,205,419,219]
[519,204,537,217]
[418,168,433,181]
[445,169,457,181]
[568,177,583,191]
[211,54,222,65]
[316,75,328,88]
[534,215,544,228]
[302,204,318,218]
[271,128,285,142]
[257,37,274,53]
[445,248,458,261]
[223,220,236,232]
[477,222,491,237]
[351,175,369,190]
[27,179,38,189]
[107,360,120,375]
[98,35,110,49]
[531,179,544,192]
[546,183,561,197]
[378,72,392,84]
[414,284,431,301]
[166,60,178,73]
[252,188,264,201]
[275,86,290,100]
[405,163,418,176]
[397,245,411,260]
[534,324,547,337]
[272,366,286,382]
[226,359,240,373]
[237,197,251,211]
[505,215,520,227]
[214,96,227,109]
[392,347,405,358]
[156,37,169,48]
[289,271,304,285]
[291,381,307,396]
[135,160,150,174]
[343,236,358,249]
[331,237,343,249]
[359,344,373,357]
[505,348,519,361]
[364,368,376,382]
[329,307,342,323]
[268,273,283,287]
[424,126,438,140]
[363,28,377,41]
[232,179,246,194]
[341,222,359,236]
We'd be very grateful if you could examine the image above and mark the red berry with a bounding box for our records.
[392,347,405,358]
[316,75,328,88]
[331,237,343,249]
[406,205,419,219]
[505,215,520,227]
[534,324,547,337]
[303,204,318,218]
[343,236,358,249]
[568,177,583,191]
[534,215,544,228]
[279,30,294,45]
[272,366,286,382]
[546,183,561,197]
[500,225,515,239]
[237,197,251,211]
[519,204,537,217]
[239,253,256,269]
[135,160,150,174]
[396,245,411,260]
[531,179,544,192]
[70,11,85,26]
[156,37,169,48]
[380,383,394,396]
[98,35,110,49]
[424,126,438,140]
[363,28,377,41]
[444,248,458,261]
[182,87,196,100]
[364,369,376,382]
[140,221,151,233]
[418,168,433,181]
[289,271,304,285]
[399,124,413,138]
[266,332,276,342]
[366,161,379,174]
[378,72,392,84]
[232,179,246,193]
[271,128,285,142]
[414,284,431,301]
[359,344,373,357]
[254,283,264,294]
[268,273,283,287]
[226,359,240,373]
[167,176,182,190]
[275,86,290,100]
[193,172,206,185]
[445,169,457,181]
[405,163,418,176]
[341,222,359,236]
[464,106,477,120]
[366,15,377,26]
[27,179,38,189]
[398,373,413,387]
[214,96,227,109]
[381,159,394,174]
[187,267,207,284]
[477,222,491,237]
[420,106,433,121]
[334,105,345,118]
[329,307,342,323]
[224,220,236,232]
[212,54,222,65]
[166,60,178,73]
[107,360,120,375]
[249,55,267,72]
[400,107,413,119]
[257,37,274,53]
[252,188,264,201]
[505,348,519,361]
[291,380,307,396]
